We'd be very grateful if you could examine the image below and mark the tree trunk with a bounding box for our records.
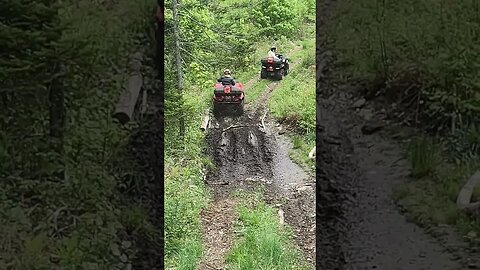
[49,71,65,181]
[172,0,185,138]
[155,1,164,80]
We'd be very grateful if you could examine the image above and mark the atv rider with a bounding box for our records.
[217,69,236,86]
[268,46,278,58]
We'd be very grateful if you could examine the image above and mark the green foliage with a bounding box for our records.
[407,137,441,178]
[252,0,297,37]
[269,36,315,134]
[0,0,154,268]
[329,0,480,133]
[226,193,311,270]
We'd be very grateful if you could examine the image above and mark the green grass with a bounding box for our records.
[393,137,480,244]
[164,158,209,269]
[245,80,270,103]
[226,193,312,270]
[267,26,315,171]
[288,133,315,173]
[164,65,212,268]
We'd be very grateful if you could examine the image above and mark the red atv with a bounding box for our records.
[212,83,245,116]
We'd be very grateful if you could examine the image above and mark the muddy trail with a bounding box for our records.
[198,46,316,269]
[317,0,480,269]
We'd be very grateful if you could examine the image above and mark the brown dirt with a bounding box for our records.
[197,198,237,270]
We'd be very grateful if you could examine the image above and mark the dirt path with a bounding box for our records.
[197,198,237,270]
[197,45,315,269]
[316,0,479,269]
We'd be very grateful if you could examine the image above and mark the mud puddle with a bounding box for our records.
[204,111,316,265]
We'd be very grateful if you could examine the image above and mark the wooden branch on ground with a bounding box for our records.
[261,110,267,130]
[456,170,480,217]
[112,52,143,124]
[222,124,250,132]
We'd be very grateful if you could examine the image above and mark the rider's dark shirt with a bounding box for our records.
[217,76,236,86]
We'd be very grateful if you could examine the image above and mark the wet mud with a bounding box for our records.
[202,63,316,266]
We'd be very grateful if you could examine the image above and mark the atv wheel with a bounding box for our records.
[237,101,244,115]
[260,70,267,79]
[276,70,284,80]
[213,103,222,116]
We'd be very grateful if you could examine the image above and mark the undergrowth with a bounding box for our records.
[268,27,316,172]
[394,136,480,246]
[0,0,155,268]
[226,192,311,270]
[328,0,480,245]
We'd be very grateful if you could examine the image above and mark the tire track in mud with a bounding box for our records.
[198,45,316,269]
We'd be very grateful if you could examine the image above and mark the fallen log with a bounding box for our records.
[112,52,143,125]
[200,114,210,131]
[308,146,316,160]
[456,170,480,218]
[278,208,285,225]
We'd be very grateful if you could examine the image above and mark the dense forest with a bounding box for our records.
[1,1,163,269]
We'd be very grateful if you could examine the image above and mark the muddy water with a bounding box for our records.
[272,133,310,188]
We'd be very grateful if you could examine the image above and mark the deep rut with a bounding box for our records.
[197,44,315,269]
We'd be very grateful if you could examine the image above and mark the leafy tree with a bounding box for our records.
[0,0,66,177]
[252,0,297,37]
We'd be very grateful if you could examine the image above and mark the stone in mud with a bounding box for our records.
[468,263,479,269]
[352,98,366,108]
[297,186,311,192]
[358,108,374,121]
[361,122,384,135]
